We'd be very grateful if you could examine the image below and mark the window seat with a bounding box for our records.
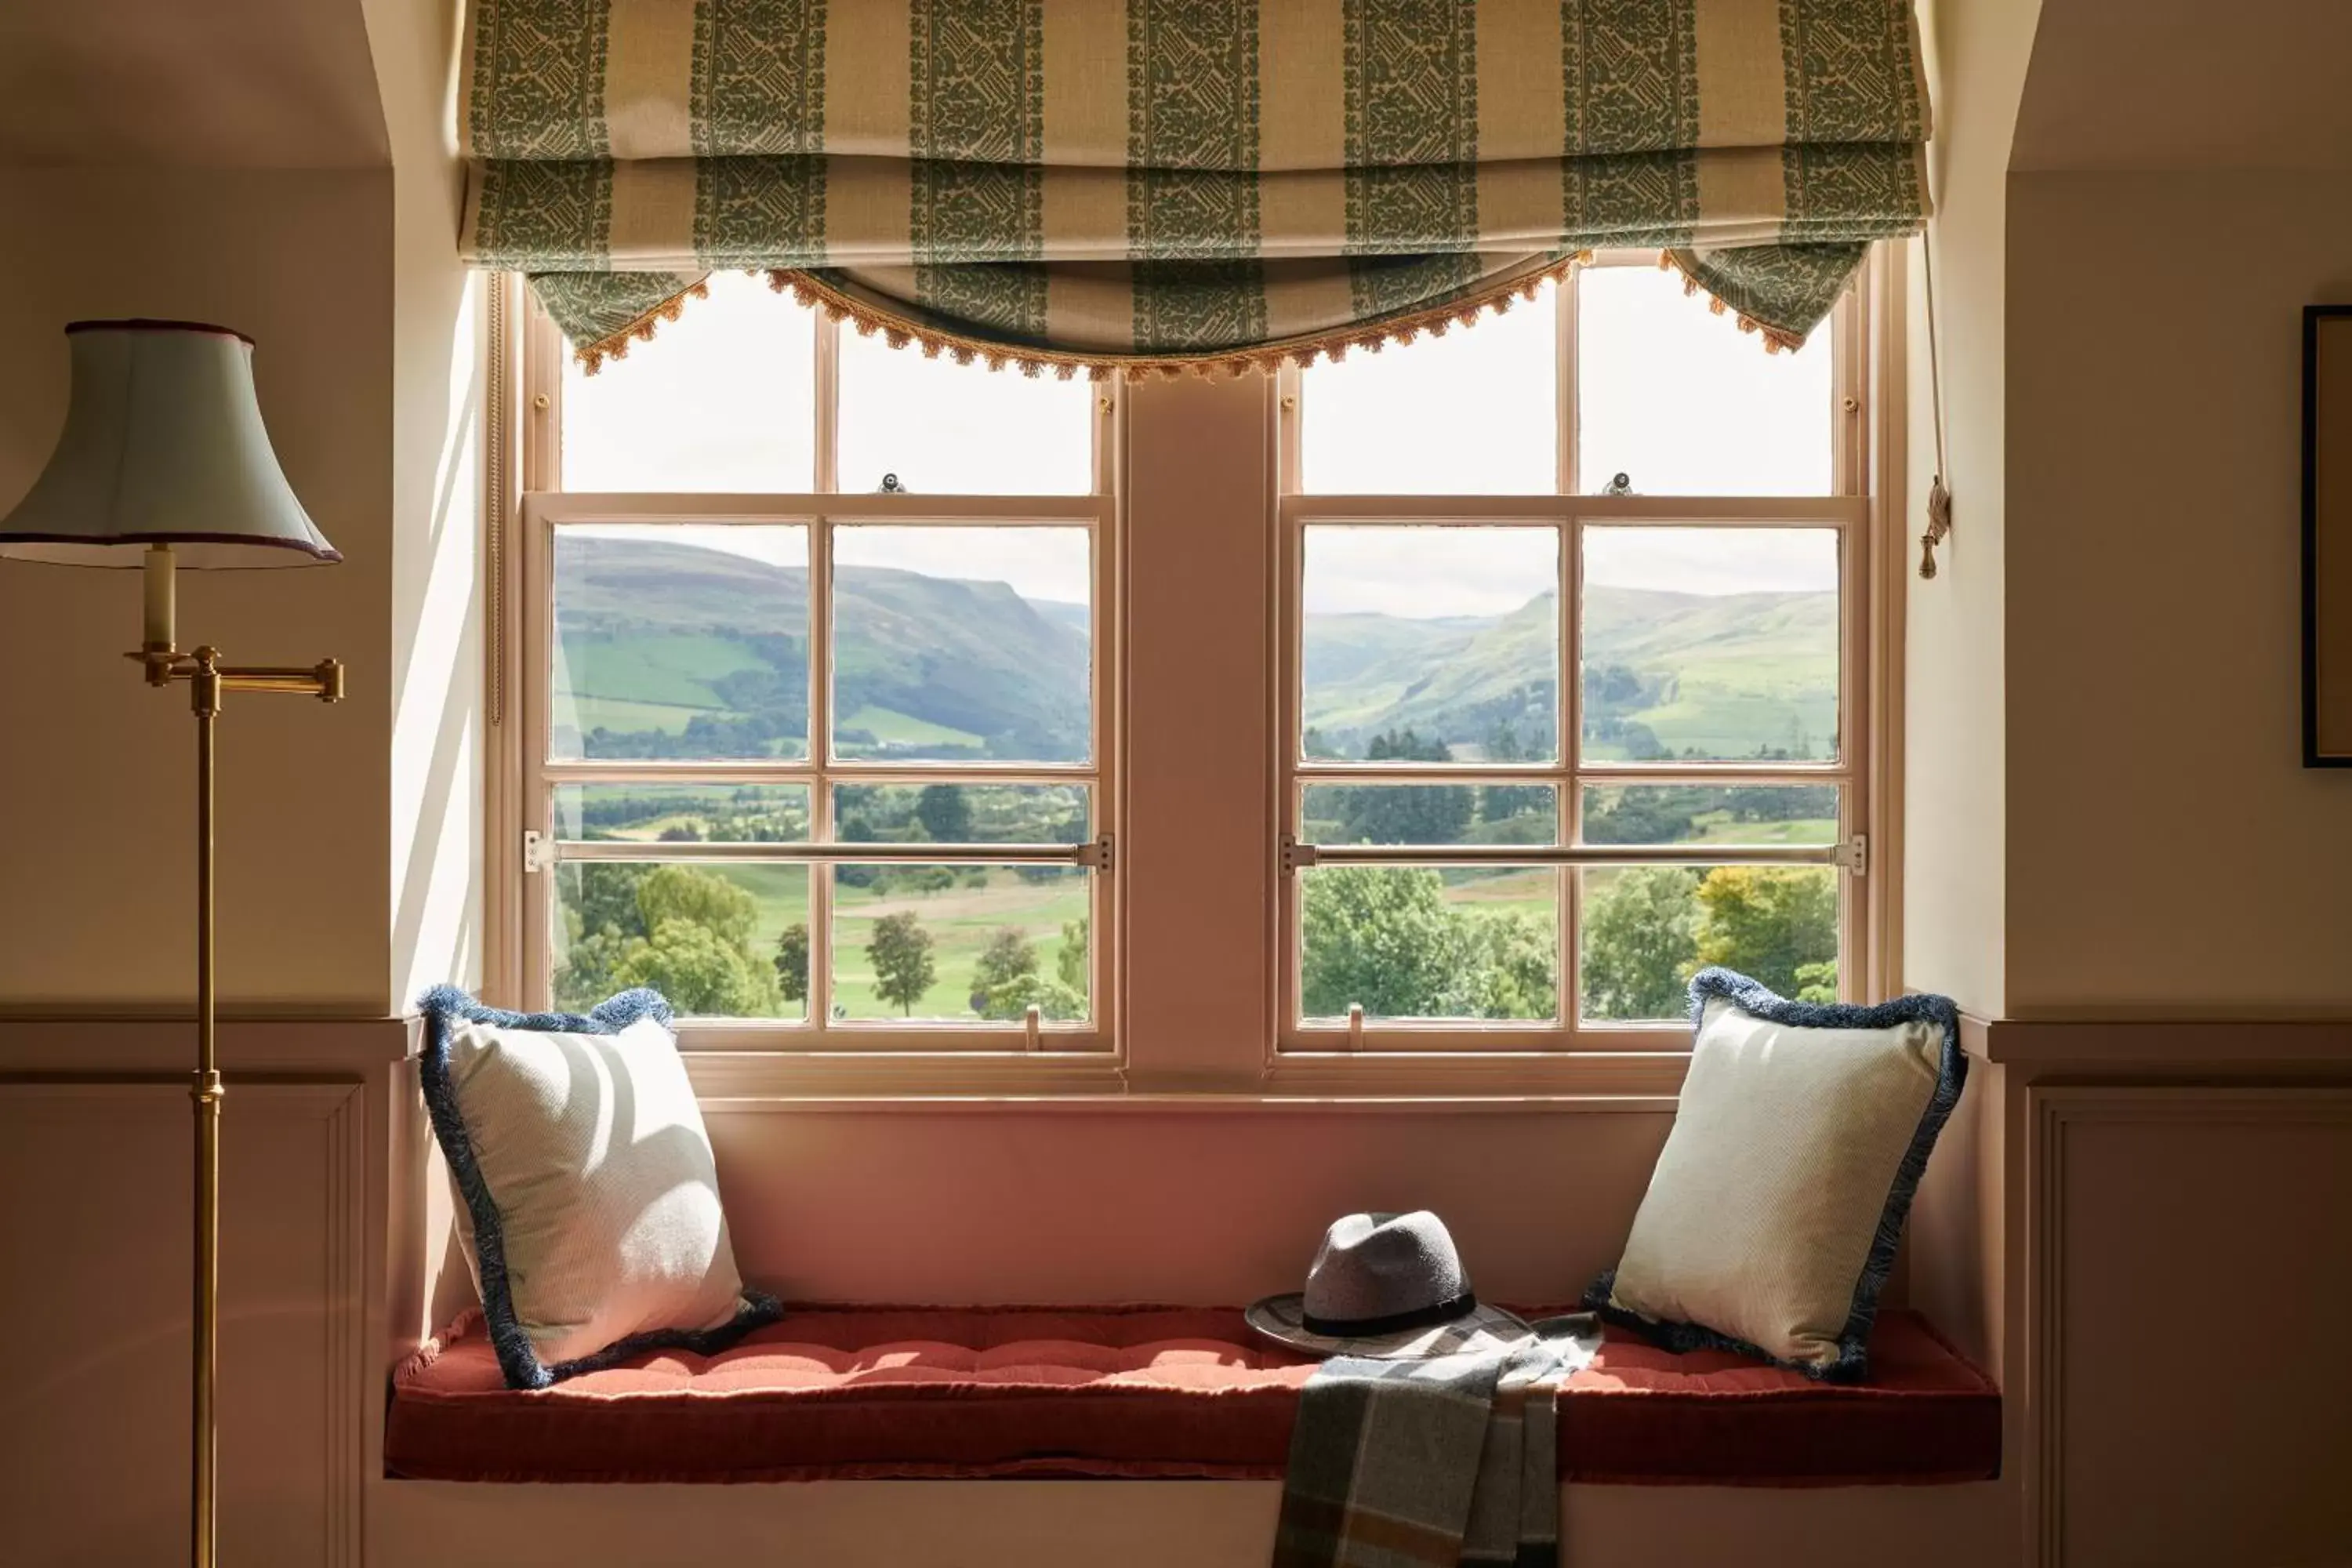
[386,1304,1998,1487]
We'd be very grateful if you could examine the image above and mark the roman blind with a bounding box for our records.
[460,0,1930,375]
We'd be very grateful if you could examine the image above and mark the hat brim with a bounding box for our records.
[1243,1293,1534,1360]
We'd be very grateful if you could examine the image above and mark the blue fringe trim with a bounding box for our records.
[1582,967,1967,1385]
[414,985,783,1390]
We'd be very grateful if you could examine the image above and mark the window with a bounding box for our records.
[1276,255,1874,1050]
[493,250,1893,1085]
[512,272,1116,1050]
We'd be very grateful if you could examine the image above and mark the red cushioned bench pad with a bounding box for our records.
[386,1305,1998,1486]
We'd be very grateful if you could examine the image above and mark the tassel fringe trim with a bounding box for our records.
[393,1308,485,1385]
[1655,251,1806,354]
[760,258,1594,379]
[573,278,713,375]
[564,256,1599,379]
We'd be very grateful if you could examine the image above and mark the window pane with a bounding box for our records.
[1575,264,1833,495]
[552,524,809,760]
[1578,864,1838,1023]
[1302,525,1559,763]
[830,865,1091,1022]
[554,783,812,842]
[832,525,1091,764]
[1302,783,1557,846]
[1580,784,1838,846]
[553,860,809,1021]
[1301,281,1557,493]
[833,783,1089,844]
[1299,866,1558,1022]
[561,271,815,492]
[1580,526,1838,763]
[837,330,1093,494]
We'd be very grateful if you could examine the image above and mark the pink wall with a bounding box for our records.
[704,1105,1670,1307]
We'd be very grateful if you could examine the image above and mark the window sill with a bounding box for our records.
[678,1046,1690,1106]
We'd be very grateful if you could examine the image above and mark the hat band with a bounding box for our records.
[1300,1290,1479,1338]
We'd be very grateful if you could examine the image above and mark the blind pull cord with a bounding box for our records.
[1918,232,1955,579]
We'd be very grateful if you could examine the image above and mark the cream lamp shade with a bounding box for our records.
[0,319,339,568]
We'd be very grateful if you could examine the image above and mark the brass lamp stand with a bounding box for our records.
[132,607,343,1566]
[0,321,347,1568]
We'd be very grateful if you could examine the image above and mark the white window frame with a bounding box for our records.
[495,281,1123,1069]
[1271,250,1882,1054]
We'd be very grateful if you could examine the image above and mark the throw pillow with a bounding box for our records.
[1585,967,1965,1381]
[416,985,780,1388]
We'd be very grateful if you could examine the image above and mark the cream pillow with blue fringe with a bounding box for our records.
[1586,968,1965,1381]
[417,986,779,1388]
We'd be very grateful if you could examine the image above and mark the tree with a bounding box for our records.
[1056,916,1088,990]
[613,917,782,1017]
[637,864,759,949]
[1443,908,1558,1021]
[775,921,810,1003]
[1479,721,1550,829]
[1693,867,1838,1001]
[1300,866,1465,1019]
[554,928,634,1012]
[979,972,1087,1022]
[868,911,938,1016]
[557,864,781,1017]
[1581,785,1697,846]
[1334,780,1474,846]
[571,863,651,944]
[971,926,1039,1011]
[1580,866,1702,1021]
[1366,727,1452,763]
[915,782,973,842]
[1337,729,1472,845]
[1300,866,1559,1022]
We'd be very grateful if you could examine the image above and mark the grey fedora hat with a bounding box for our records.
[1245,1211,1530,1359]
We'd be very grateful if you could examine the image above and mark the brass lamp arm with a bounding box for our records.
[129,647,345,704]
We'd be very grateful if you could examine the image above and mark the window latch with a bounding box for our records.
[1835,834,1868,877]
[521,829,553,876]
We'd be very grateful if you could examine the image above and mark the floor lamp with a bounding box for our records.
[0,320,345,1568]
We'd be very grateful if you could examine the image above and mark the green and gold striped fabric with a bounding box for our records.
[462,0,1929,372]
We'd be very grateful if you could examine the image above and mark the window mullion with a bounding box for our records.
[809,314,839,1032]
[1558,267,1579,497]
[808,514,836,1033]
[1560,511,1583,1043]
[815,310,840,495]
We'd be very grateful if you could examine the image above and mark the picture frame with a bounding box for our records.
[2302,305,2352,767]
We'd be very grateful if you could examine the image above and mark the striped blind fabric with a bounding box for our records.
[461,0,1929,373]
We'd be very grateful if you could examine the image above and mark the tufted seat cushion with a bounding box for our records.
[386,1304,1998,1486]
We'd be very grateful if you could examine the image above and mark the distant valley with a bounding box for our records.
[554,537,1837,763]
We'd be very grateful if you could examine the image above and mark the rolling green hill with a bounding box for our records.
[1305,586,1838,762]
[553,535,1834,766]
[554,536,1091,760]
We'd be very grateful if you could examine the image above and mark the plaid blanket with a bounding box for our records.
[1273,1316,1601,1568]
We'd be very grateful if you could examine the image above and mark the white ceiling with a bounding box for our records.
[2014,0,2352,171]
[0,0,387,168]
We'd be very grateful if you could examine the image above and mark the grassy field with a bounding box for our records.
[833,873,1087,1018]
[836,703,986,749]
[559,630,772,708]
[696,863,1089,1021]
[558,694,728,736]
[1678,811,1838,846]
